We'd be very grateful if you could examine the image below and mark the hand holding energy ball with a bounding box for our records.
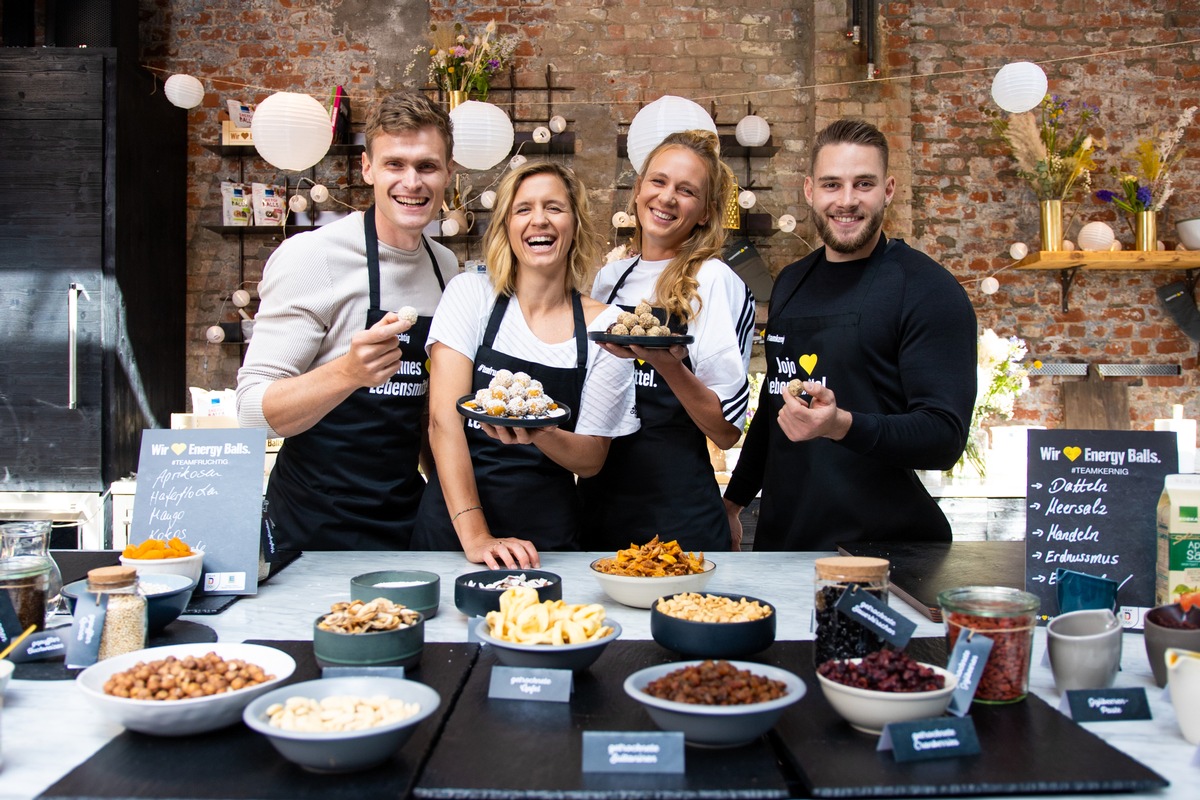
[778,380,852,443]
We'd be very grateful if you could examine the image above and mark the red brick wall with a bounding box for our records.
[141,0,1200,435]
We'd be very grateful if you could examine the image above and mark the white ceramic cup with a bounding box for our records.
[1166,647,1200,744]
[1046,608,1123,692]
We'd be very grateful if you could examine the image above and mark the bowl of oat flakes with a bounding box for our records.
[62,572,195,633]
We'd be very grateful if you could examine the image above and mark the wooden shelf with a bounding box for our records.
[616,134,779,160]
[203,142,365,158]
[1013,250,1200,311]
[615,213,778,239]
[203,224,308,235]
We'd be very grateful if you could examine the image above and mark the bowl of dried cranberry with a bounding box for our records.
[623,659,805,747]
[816,649,956,735]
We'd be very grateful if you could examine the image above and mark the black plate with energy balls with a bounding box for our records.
[588,331,694,348]
[457,394,572,429]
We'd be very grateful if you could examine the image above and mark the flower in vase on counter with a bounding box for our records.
[410,20,518,101]
[992,94,1101,201]
[955,329,1037,478]
[1095,105,1197,214]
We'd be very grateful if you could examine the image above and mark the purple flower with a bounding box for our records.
[1095,189,1116,203]
[487,58,500,70]
[451,45,469,58]
[1136,185,1152,207]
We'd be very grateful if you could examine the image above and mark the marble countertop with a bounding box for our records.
[2,550,1194,799]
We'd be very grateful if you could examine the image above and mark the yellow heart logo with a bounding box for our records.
[171,443,187,455]
[799,354,818,376]
[1063,446,1082,462]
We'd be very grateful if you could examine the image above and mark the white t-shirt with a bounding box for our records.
[428,272,640,437]
[591,256,755,426]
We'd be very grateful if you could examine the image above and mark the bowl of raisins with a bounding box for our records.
[816,649,956,735]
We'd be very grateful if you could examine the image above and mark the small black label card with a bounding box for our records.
[582,731,686,773]
[488,666,573,702]
[64,592,108,669]
[878,716,982,762]
[1061,688,1152,722]
[321,666,405,680]
[5,628,68,663]
[834,584,917,649]
[946,632,995,716]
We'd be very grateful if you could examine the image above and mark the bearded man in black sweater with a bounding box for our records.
[724,119,977,551]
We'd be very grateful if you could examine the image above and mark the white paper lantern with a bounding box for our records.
[1008,242,1029,260]
[1077,221,1116,251]
[532,126,552,144]
[509,154,527,170]
[626,96,717,173]
[778,214,797,233]
[164,74,205,109]
[309,184,330,203]
[980,276,1000,295]
[231,289,252,308]
[449,101,515,171]
[480,190,497,209]
[611,211,632,228]
[737,190,757,209]
[251,92,333,172]
[205,325,226,344]
[287,194,308,213]
[440,218,461,237]
[991,62,1048,114]
[549,115,568,134]
[735,115,771,148]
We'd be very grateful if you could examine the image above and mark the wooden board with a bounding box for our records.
[1062,364,1129,430]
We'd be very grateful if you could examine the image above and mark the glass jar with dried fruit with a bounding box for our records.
[813,556,890,667]
[939,585,1040,704]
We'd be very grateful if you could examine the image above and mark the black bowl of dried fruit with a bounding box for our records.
[816,649,956,735]
[623,659,805,747]
[650,591,776,658]
[453,570,562,618]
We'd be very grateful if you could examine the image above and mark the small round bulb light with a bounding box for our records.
[778,214,797,233]
[205,325,226,344]
[1008,242,1029,260]
[309,184,330,203]
[287,194,308,213]
[480,190,497,209]
[532,126,552,144]
[981,276,1000,295]
[549,115,567,133]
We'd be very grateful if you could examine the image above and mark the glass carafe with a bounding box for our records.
[1,520,63,621]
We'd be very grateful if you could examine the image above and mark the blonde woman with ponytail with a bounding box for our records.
[579,130,756,552]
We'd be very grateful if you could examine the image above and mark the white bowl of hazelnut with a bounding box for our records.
[75,642,295,736]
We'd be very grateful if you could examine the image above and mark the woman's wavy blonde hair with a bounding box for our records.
[483,162,601,297]
[629,129,730,324]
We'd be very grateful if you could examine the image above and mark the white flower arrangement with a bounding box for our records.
[955,329,1035,478]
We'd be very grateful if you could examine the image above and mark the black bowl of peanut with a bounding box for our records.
[651,591,776,658]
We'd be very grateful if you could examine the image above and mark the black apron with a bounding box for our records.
[755,238,951,551]
[577,260,730,553]
[263,206,444,551]
[412,291,589,552]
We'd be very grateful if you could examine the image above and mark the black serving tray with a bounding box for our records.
[38,641,478,800]
[414,640,792,799]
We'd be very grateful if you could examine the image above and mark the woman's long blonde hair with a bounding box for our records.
[629,129,730,324]
[483,162,600,297]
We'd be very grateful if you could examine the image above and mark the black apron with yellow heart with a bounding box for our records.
[412,291,588,552]
[577,259,731,552]
[755,239,951,551]
[264,206,443,551]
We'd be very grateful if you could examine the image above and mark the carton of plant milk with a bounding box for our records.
[1156,473,1200,605]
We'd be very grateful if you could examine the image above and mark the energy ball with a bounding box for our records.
[787,379,805,397]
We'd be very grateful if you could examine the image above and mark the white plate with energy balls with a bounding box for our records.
[588,332,694,348]
[457,369,570,429]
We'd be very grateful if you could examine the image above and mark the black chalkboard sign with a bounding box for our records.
[130,428,267,595]
[1025,429,1176,627]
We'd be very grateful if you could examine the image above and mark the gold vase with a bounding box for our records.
[1039,199,1063,252]
[1134,210,1157,251]
[447,91,468,111]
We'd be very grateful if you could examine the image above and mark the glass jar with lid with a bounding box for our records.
[938,585,1040,704]
[813,556,890,666]
[85,566,148,661]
